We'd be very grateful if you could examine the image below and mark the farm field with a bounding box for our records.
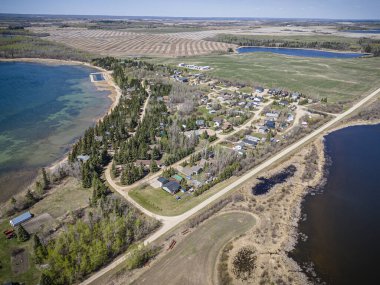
[150,53,380,103]
[132,212,256,285]
[29,27,236,57]
[129,176,240,216]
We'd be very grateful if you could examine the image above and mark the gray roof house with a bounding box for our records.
[162,181,181,195]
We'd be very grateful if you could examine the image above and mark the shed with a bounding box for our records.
[10,211,32,227]
[171,174,183,183]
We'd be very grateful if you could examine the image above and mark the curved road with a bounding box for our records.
[81,87,380,285]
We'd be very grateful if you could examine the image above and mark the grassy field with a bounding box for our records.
[129,176,240,216]
[150,53,380,103]
[0,219,40,284]
[132,212,256,285]
[31,177,91,218]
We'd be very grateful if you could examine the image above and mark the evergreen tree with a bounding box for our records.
[40,273,52,285]
[150,160,159,173]
[17,225,30,242]
[81,162,92,188]
[41,167,49,189]
[33,234,47,263]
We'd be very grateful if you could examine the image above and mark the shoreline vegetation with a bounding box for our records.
[209,34,380,56]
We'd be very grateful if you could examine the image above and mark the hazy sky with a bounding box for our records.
[1,0,379,19]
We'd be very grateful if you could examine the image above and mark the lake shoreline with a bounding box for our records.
[289,119,380,283]
[0,58,121,207]
[235,45,371,57]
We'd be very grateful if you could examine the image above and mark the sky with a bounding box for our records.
[1,0,379,20]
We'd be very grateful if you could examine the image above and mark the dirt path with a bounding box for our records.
[82,87,380,285]
[132,212,256,285]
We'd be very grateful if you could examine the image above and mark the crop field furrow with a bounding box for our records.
[29,27,236,57]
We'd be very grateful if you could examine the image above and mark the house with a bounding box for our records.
[287,114,294,122]
[209,110,216,114]
[233,142,245,151]
[171,174,184,183]
[255,86,264,93]
[245,135,260,143]
[302,121,308,127]
[196,119,205,127]
[291,92,301,100]
[242,139,258,147]
[265,112,279,119]
[157,177,169,188]
[222,122,232,131]
[10,211,32,227]
[279,100,289,106]
[265,120,276,129]
[77,155,90,163]
[162,181,181,195]
[181,164,204,177]
[184,130,201,138]
[191,179,203,188]
[258,126,269,134]
[213,117,223,128]
[253,97,262,102]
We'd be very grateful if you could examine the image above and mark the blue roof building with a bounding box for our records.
[10,211,32,227]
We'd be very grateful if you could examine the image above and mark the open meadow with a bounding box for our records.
[132,212,256,285]
[151,53,380,103]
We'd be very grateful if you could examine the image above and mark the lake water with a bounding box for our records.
[237,47,367,58]
[0,62,111,203]
[344,29,380,34]
[291,124,380,285]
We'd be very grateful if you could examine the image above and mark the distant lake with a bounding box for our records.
[237,46,368,58]
[291,124,380,285]
[343,29,380,34]
[0,62,111,203]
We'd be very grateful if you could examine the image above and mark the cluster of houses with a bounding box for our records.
[209,91,265,111]
[178,63,210,71]
[268,88,301,102]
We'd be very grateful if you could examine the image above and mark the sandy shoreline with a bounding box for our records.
[0,57,122,190]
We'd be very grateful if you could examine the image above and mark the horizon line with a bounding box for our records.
[0,12,379,21]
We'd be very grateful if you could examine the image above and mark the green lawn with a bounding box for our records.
[31,177,91,218]
[129,176,240,216]
[0,220,40,284]
[149,53,380,103]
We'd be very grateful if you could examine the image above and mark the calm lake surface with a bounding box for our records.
[237,47,367,58]
[0,62,111,203]
[344,29,380,34]
[291,124,380,285]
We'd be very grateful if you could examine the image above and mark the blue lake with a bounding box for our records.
[291,124,380,285]
[344,29,380,34]
[0,62,111,203]
[237,46,368,58]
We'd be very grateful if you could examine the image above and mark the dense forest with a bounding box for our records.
[36,195,159,285]
[0,27,94,61]
[210,34,380,56]
[70,57,201,186]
